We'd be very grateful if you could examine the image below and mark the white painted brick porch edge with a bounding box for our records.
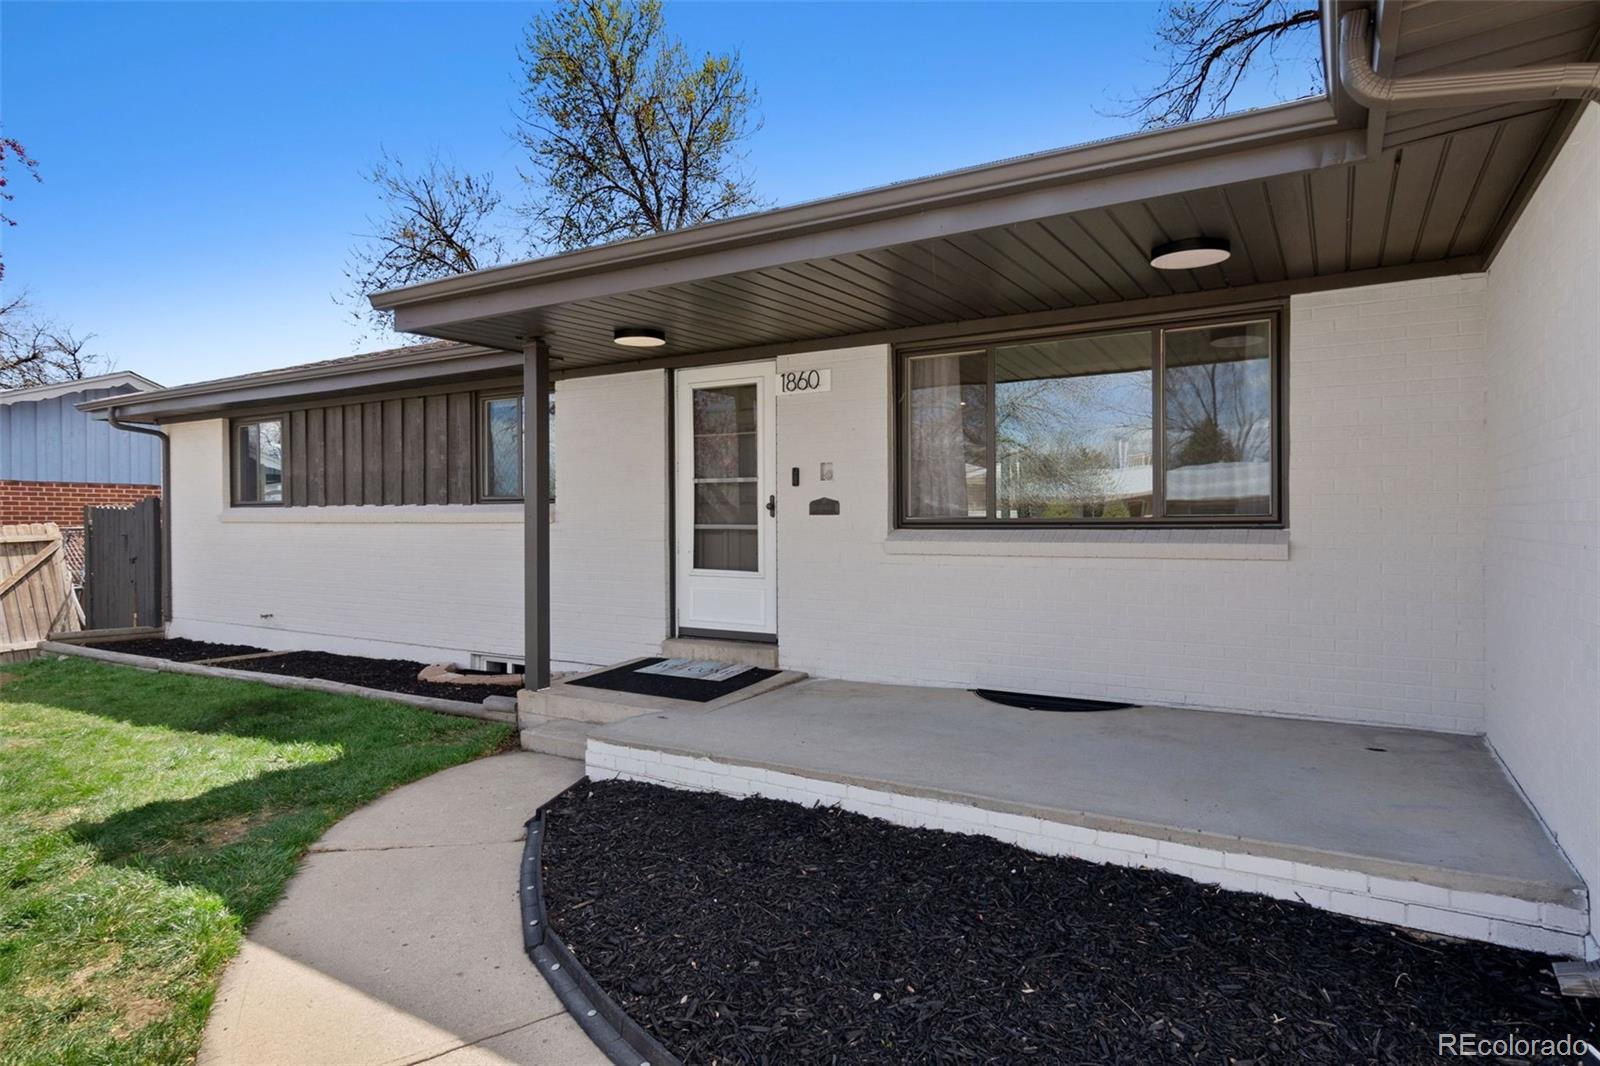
[587,740,1592,959]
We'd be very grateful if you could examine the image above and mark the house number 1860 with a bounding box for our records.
[778,368,831,395]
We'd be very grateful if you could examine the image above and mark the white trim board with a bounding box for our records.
[587,740,1593,960]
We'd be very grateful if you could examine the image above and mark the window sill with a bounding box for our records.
[220,504,526,525]
[883,527,1290,560]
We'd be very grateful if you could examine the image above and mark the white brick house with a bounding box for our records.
[86,3,1600,958]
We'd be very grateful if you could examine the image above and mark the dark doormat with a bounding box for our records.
[569,657,779,703]
[975,689,1134,712]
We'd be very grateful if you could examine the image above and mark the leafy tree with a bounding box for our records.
[1119,0,1321,129]
[515,0,761,251]
[341,151,509,338]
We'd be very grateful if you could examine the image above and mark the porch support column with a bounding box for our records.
[523,338,551,690]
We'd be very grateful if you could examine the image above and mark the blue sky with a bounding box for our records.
[2,2,1321,385]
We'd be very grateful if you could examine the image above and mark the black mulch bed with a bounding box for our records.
[93,638,504,704]
[96,636,268,662]
[541,780,1597,1065]
[224,650,510,704]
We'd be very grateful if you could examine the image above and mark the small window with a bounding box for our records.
[233,418,284,505]
[481,395,523,500]
[478,393,556,503]
[898,312,1281,526]
[471,653,525,674]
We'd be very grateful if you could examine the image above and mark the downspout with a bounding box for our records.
[106,408,172,625]
[1339,9,1600,110]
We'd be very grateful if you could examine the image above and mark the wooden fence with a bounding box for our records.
[84,496,163,630]
[0,523,83,662]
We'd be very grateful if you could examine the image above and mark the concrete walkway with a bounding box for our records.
[199,752,607,1066]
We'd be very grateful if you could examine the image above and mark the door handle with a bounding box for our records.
[765,494,776,517]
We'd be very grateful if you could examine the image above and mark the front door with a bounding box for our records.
[674,361,777,638]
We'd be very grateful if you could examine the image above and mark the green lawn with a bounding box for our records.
[0,656,513,1065]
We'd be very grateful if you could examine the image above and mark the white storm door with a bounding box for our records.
[674,361,777,636]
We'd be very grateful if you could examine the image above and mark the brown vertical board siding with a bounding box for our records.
[383,399,404,504]
[364,402,384,505]
[448,392,474,503]
[424,394,450,504]
[305,410,326,506]
[401,397,425,505]
[268,387,491,508]
[344,405,364,506]
[324,407,346,505]
[288,410,308,506]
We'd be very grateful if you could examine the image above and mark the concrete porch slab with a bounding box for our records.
[519,657,805,725]
[589,679,1591,957]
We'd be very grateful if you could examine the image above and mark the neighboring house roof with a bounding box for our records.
[0,371,161,406]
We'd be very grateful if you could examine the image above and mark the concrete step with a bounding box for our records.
[518,715,595,760]
[661,636,779,670]
[521,685,658,724]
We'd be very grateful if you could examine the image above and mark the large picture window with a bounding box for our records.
[899,312,1280,526]
[233,417,284,505]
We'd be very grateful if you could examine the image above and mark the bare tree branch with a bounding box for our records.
[1112,1,1322,130]
[1,294,110,390]
[0,132,43,283]
[341,150,509,340]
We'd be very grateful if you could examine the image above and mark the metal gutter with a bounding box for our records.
[1340,9,1600,110]
[77,344,517,422]
[370,96,1347,316]
[106,408,172,623]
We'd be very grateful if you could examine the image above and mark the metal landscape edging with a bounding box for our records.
[521,789,682,1066]
[37,640,515,724]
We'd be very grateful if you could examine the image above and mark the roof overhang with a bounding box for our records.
[371,97,1352,333]
[364,0,1596,377]
[107,0,1599,421]
[77,343,517,424]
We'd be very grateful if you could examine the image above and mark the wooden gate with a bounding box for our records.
[0,523,83,662]
[84,497,163,630]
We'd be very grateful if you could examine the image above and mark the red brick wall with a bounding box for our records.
[0,480,161,526]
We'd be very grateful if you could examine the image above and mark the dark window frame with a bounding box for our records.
[893,305,1287,530]
[478,391,525,502]
[230,415,287,507]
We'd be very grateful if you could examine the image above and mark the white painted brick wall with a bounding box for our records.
[774,282,1490,732]
[549,370,670,666]
[166,368,668,668]
[1484,103,1600,906]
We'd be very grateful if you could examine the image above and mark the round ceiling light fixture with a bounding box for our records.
[612,327,666,348]
[1209,326,1266,350]
[1149,237,1231,270]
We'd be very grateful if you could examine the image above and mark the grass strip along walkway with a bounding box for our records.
[0,656,512,1065]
